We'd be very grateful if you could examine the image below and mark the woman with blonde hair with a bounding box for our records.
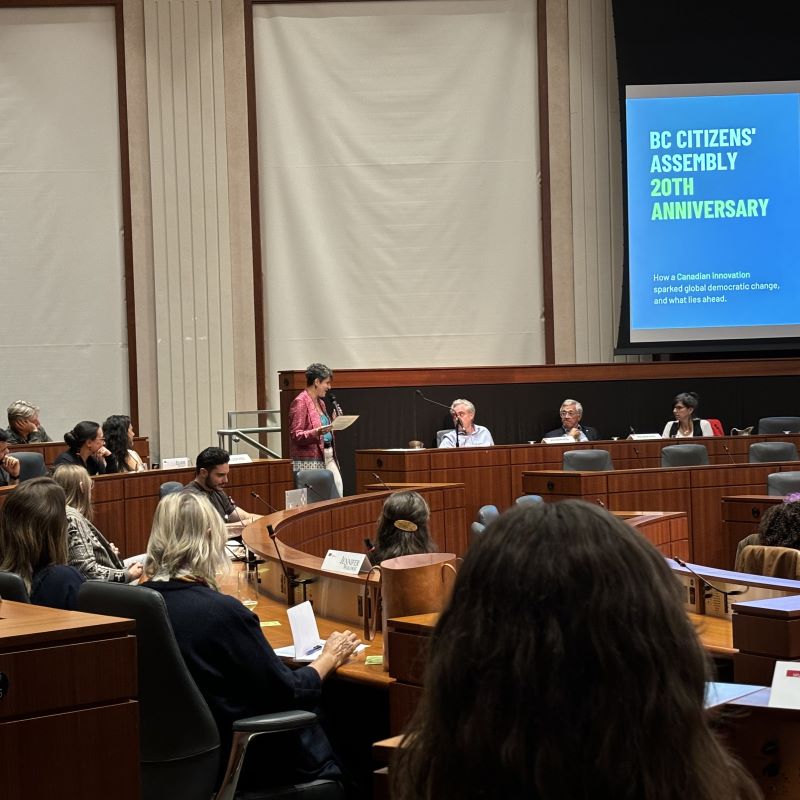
[0,477,84,608]
[52,464,143,583]
[144,491,360,791]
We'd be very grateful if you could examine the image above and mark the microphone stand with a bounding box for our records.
[415,390,459,446]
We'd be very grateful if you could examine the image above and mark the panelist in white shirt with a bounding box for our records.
[438,399,494,448]
[661,392,713,438]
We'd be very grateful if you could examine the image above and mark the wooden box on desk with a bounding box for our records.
[733,595,800,685]
[386,613,438,735]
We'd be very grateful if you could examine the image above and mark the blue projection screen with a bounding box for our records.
[625,81,800,346]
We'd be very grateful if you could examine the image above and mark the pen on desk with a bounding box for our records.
[304,644,323,656]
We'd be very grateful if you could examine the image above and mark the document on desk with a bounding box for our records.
[272,600,366,662]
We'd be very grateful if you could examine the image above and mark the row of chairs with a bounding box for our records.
[562,441,800,472]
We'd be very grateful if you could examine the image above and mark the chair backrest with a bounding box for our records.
[0,571,30,602]
[562,449,613,472]
[706,418,725,437]
[660,444,709,467]
[736,544,800,579]
[749,442,799,464]
[160,480,185,498]
[515,494,544,505]
[469,521,485,543]
[77,582,221,800]
[476,504,499,526]
[758,417,800,434]
[767,471,800,496]
[435,429,450,446]
[15,451,46,482]
[295,468,339,500]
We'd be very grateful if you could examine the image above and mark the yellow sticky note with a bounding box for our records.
[260,620,281,627]
[365,655,383,666]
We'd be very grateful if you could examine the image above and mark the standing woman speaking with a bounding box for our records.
[288,363,343,497]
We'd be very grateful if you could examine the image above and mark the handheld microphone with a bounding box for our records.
[329,392,344,416]
[372,472,392,491]
[722,444,736,464]
[251,491,279,513]
[673,557,749,606]
[632,446,645,468]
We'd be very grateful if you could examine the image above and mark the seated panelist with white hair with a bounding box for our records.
[6,400,51,444]
[543,399,600,442]
[438,399,494,448]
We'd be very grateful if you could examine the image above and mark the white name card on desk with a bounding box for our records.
[228,453,253,464]
[769,660,800,709]
[162,457,191,469]
[321,549,373,576]
[627,433,662,440]
[542,435,573,444]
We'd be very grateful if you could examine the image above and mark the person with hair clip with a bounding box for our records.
[392,500,761,800]
[52,464,143,583]
[662,391,714,438]
[0,477,84,609]
[371,490,436,565]
[102,414,147,472]
[288,362,344,497]
[53,420,115,475]
[143,491,360,791]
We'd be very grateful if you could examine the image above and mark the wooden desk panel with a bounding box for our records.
[721,495,783,569]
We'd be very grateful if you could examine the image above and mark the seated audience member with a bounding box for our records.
[0,430,20,487]
[392,500,760,800]
[758,500,800,549]
[543,398,600,441]
[662,391,713,438]
[0,477,84,609]
[53,420,114,475]
[53,464,143,583]
[5,400,51,444]
[144,491,360,790]
[182,446,259,524]
[372,490,436,564]
[103,414,147,472]
[438,399,494,448]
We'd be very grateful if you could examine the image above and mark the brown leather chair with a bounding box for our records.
[736,544,800,579]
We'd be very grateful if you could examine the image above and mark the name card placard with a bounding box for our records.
[627,433,663,440]
[229,454,253,464]
[321,549,373,576]
[162,457,191,469]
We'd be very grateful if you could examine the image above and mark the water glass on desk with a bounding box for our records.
[237,568,259,609]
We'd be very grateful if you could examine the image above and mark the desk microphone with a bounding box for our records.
[372,472,392,491]
[632,446,645,468]
[672,557,749,601]
[304,482,330,504]
[415,389,451,410]
[251,491,279,513]
[722,444,736,464]
[267,523,298,599]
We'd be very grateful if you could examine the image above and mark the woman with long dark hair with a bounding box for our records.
[392,500,761,800]
[372,490,436,565]
[102,414,147,472]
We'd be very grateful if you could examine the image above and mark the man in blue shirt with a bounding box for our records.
[438,399,494,448]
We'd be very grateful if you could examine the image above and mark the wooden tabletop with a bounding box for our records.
[217,565,391,688]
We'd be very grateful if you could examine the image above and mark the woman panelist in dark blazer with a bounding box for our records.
[288,363,343,496]
[662,392,713,438]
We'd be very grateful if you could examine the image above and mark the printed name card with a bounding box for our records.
[161,457,191,469]
[769,661,800,709]
[321,549,372,576]
[228,453,253,464]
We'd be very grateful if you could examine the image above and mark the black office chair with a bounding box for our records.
[15,451,47,482]
[159,481,184,498]
[295,469,339,501]
[0,571,30,602]
[757,417,800,434]
[749,442,799,463]
[562,450,613,471]
[767,472,800,496]
[660,444,709,467]
[77,582,343,800]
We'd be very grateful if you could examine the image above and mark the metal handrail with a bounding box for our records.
[217,428,281,460]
